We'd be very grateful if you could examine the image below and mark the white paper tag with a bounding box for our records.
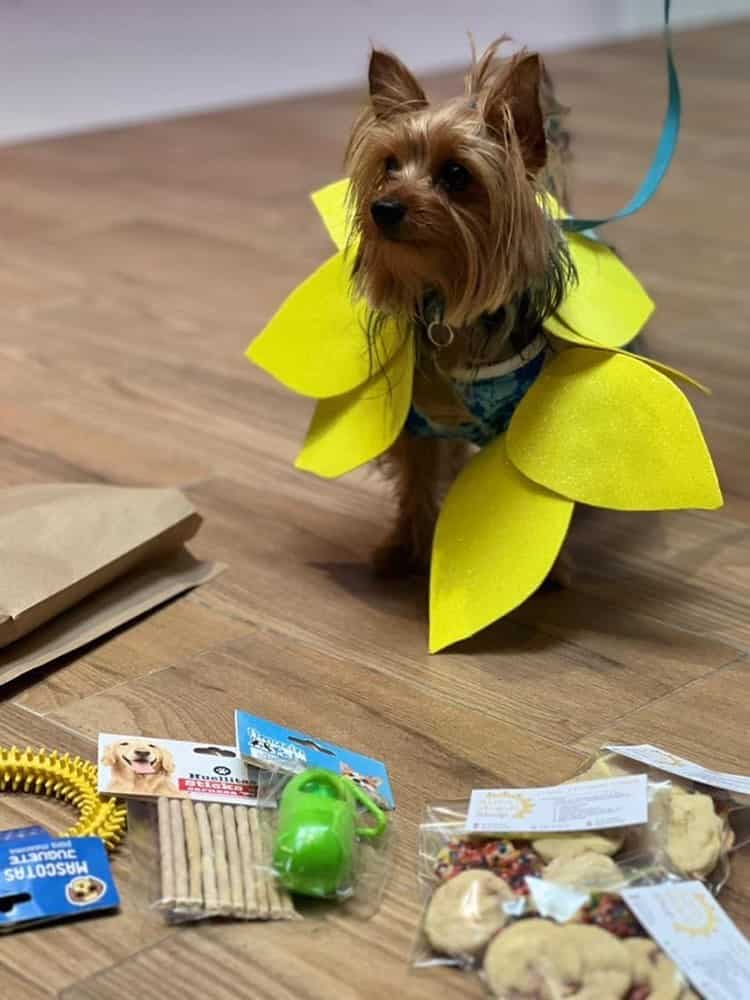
[605,743,750,796]
[465,774,648,834]
[622,882,750,1000]
[525,876,590,923]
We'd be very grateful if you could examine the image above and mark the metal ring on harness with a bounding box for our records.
[427,320,455,349]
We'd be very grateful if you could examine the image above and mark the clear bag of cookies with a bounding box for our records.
[566,744,750,893]
[413,776,672,970]
[480,858,699,1000]
[415,834,703,999]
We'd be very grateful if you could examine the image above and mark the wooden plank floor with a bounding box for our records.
[1,20,749,999]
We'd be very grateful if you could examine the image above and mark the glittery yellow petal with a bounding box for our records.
[506,348,722,511]
[538,194,654,349]
[311,179,352,252]
[429,436,574,653]
[295,334,415,478]
[246,251,401,398]
[546,233,654,348]
[544,323,709,394]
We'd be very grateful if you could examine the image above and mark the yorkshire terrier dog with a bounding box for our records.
[345,41,575,577]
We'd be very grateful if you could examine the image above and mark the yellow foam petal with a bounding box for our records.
[247,252,403,398]
[547,233,654,348]
[506,348,722,511]
[537,194,654,349]
[311,178,352,252]
[429,437,574,652]
[295,334,415,478]
[544,324,709,394]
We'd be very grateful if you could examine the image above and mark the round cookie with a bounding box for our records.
[625,938,684,1000]
[668,787,724,877]
[483,918,582,997]
[560,924,633,999]
[565,755,630,784]
[532,830,624,863]
[424,869,514,957]
[544,852,624,891]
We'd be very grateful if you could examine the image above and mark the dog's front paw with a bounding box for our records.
[371,541,429,579]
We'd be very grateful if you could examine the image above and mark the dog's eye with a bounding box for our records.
[119,742,128,747]
[439,160,471,193]
[384,155,400,175]
[148,744,156,749]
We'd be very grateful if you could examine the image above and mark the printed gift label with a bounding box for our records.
[465,775,648,834]
[622,881,750,1000]
[604,743,750,796]
[97,734,259,803]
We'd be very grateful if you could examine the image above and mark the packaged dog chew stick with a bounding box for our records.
[98,733,298,922]
[567,744,750,893]
[414,774,670,970]
[236,711,396,918]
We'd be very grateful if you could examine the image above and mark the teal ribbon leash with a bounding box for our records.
[561,0,679,233]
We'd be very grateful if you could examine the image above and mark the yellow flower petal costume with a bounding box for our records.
[247,179,722,652]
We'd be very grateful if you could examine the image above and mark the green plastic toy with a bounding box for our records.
[272,768,387,898]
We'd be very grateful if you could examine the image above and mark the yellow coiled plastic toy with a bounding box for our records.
[0,746,127,850]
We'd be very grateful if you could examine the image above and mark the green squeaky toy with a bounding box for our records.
[272,768,387,898]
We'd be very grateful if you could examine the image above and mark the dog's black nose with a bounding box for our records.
[133,749,149,758]
[371,198,406,230]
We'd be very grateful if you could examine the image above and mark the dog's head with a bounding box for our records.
[341,761,382,796]
[346,41,568,329]
[103,739,175,779]
[66,875,106,906]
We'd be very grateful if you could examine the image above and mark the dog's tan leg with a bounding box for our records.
[373,433,444,577]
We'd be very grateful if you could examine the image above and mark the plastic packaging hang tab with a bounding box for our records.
[234,710,395,811]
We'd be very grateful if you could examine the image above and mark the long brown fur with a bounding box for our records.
[345,40,574,577]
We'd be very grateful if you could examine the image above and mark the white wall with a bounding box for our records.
[0,0,747,145]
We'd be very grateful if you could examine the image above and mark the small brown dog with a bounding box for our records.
[102,739,184,797]
[345,40,575,577]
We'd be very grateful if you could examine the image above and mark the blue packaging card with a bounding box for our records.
[234,710,395,810]
[0,826,48,844]
[0,830,119,932]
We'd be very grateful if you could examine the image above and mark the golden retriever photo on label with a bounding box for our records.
[102,739,185,797]
[66,876,106,906]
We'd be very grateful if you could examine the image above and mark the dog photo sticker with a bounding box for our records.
[97,734,259,804]
[66,875,107,907]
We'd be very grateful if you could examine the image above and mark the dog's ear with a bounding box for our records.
[159,747,176,775]
[369,49,427,118]
[102,743,118,768]
[483,52,547,174]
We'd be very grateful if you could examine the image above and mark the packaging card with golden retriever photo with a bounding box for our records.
[97,734,259,804]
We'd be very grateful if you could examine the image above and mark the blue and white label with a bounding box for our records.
[0,830,119,931]
[234,710,395,810]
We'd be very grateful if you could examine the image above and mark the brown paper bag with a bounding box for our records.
[0,484,223,684]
